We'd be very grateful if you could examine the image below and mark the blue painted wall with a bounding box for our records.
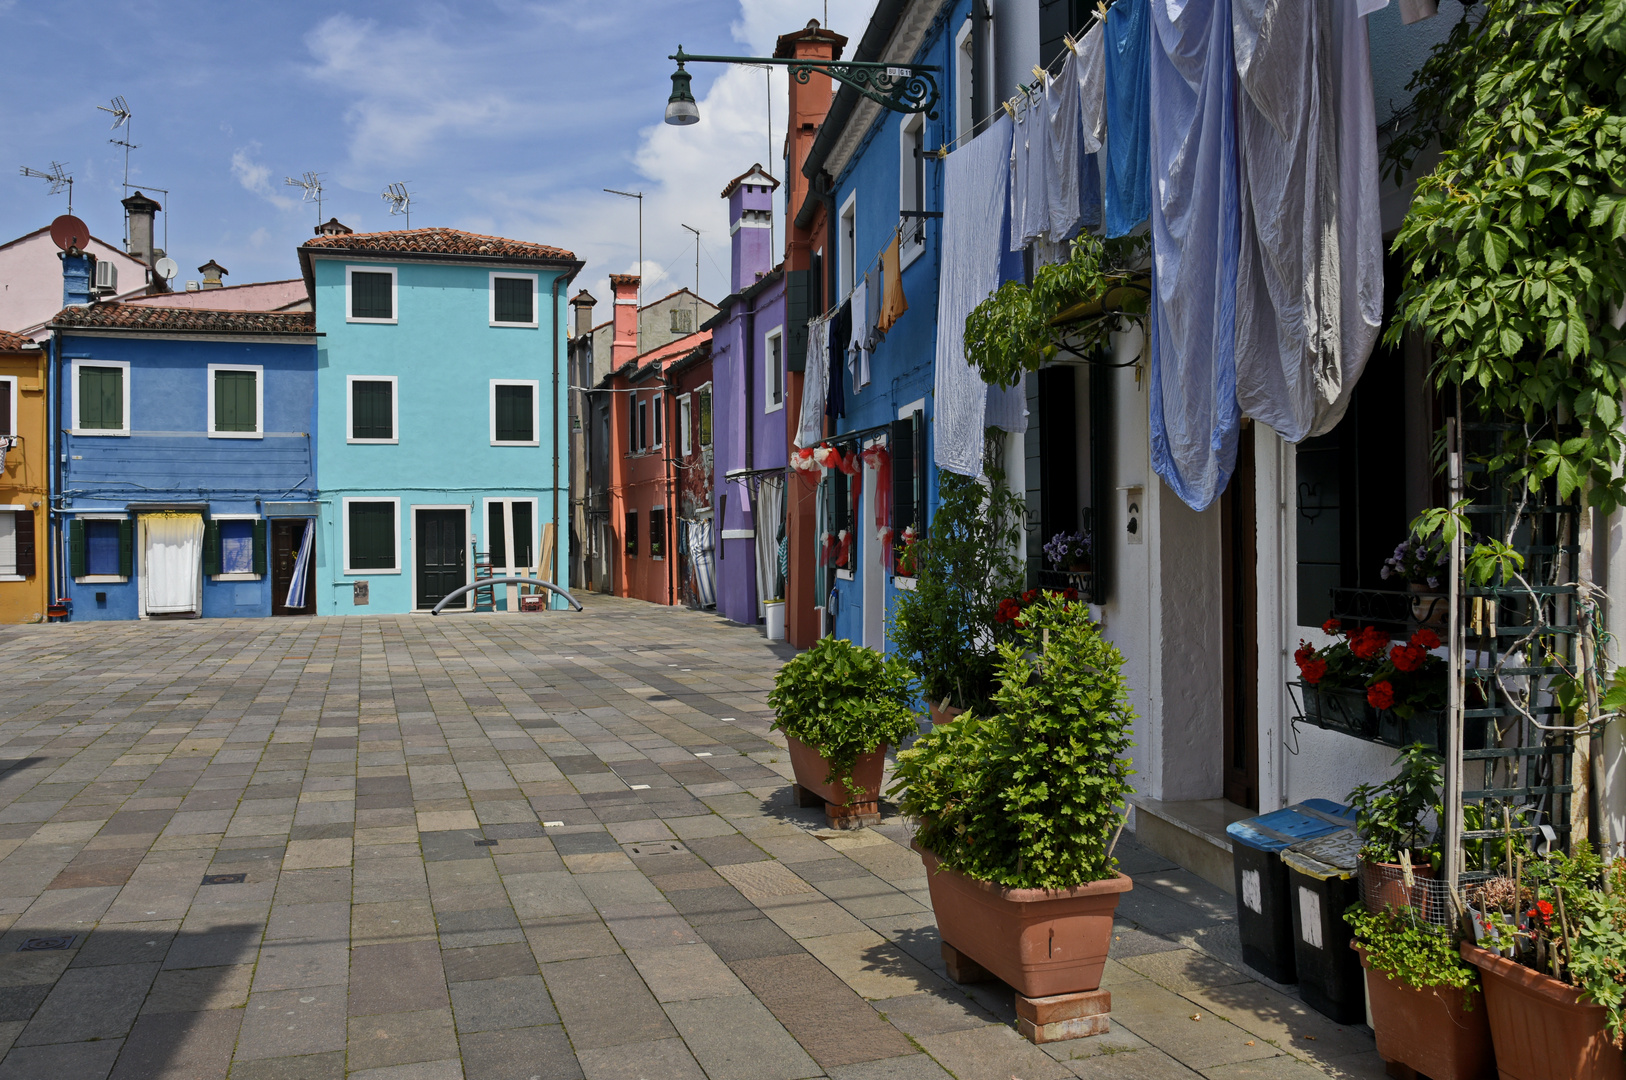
[309,255,573,614]
[55,331,318,621]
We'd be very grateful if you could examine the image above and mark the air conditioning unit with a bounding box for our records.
[94,260,118,295]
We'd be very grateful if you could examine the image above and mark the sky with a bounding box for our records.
[0,0,875,317]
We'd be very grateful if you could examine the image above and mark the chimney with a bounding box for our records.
[122,191,162,267]
[61,251,96,308]
[723,165,779,294]
[776,19,846,263]
[609,274,640,368]
[198,260,228,290]
[570,290,597,337]
[315,218,353,237]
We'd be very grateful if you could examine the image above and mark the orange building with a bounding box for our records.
[0,331,47,623]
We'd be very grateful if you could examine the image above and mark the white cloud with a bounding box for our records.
[231,144,295,209]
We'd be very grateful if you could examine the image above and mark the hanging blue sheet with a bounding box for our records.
[1103,0,1151,238]
[1148,0,1241,513]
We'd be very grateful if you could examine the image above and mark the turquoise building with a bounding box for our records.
[299,226,581,614]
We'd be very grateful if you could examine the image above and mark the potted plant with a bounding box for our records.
[1382,533,1452,629]
[889,464,1025,721]
[1364,627,1448,748]
[1459,842,1626,1080]
[1292,620,1389,738]
[891,593,1135,1000]
[1043,528,1092,573]
[1347,743,1442,915]
[766,636,918,828]
[1345,904,1493,1080]
[893,525,919,577]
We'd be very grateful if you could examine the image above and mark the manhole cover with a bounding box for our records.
[474,839,498,847]
[625,842,687,857]
[202,873,247,886]
[18,936,74,952]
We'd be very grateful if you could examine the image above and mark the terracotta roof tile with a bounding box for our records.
[0,330,33,351]
[50,303,315,335]
[301,226,575,262]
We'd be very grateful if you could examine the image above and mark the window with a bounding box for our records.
[491,381,539,445]
[628,394,638,454]
[838,194,857,297]
[204,517,265,579]
[491,273,538,326]
[955,18,976,144]
[650,506,666,560]
[73,360,129,436]
[653,393,664,449]
[678,395,693,456]
[697,385,713,447]
[0,376,14,436]
[69,517,130,580]
[0,508,35,580]
[671,309,693,333]
[348,266,397,323]
[625,509,638,556]
[900,113,927,265]
[486,499,535,571]
[765,329,784,411]
[348,376,397,442]
[345,499,399,573]
[638,398,649,453]
[208,365,262,438]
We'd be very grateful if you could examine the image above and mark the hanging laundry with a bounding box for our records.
[827,300,849,421]
[1043,50,1083,241]
[1329,0,1385,433]
[848,275,870,389]
[864,265,882,347]
[1147,0,1242,513]
[936,115,1017,479]
[1103,0,1152,238]
[878,234,909,333]
[796,314,831,448]
[1075,20,1108,231]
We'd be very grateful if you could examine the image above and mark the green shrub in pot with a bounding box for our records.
[766,637,918,804]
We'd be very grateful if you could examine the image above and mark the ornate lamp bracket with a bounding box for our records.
[671,47,942,120]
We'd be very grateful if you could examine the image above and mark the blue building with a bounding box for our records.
[49,284,320,620]
[298,226,581,614]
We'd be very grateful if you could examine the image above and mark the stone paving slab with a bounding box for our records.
[0,596,1384,1078]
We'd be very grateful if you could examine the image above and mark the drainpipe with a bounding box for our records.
[48,327,62,610]
[551,274,563,607]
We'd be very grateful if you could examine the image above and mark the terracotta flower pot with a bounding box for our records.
[928,702,964,727]
[784,735,886,807]
[1360,856,1437,916]
[913,841,1132,998]
[1353,942,1495,1080]
[1460,942,1625,1080]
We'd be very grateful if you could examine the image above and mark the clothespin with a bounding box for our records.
[1001,100,1015,119]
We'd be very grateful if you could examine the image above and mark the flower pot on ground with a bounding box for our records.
[1347,743,1443,916]
[927,700,963,727]
[1462,942,1623,1080]
[892,594,1136,1006]
[783,736,885,808]
[766,637,917,828]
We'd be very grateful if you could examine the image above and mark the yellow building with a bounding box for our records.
[1,331,47,624]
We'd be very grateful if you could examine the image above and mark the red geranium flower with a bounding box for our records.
[1062,587,1079,602]
[1322,618,1341,635]
[1300,658,1328,685]
[1527,899,1554,927]
[1411,628,1441,650]
[1367,681,1395,710]
[1350,627,1391,661]
[1390,644,1427,673]
[1294,643,1314,666]
[994,598,1022,624]
[1022,589,1040,605]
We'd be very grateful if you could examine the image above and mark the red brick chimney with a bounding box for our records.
[609,273,640,366]
[776,20,846,273]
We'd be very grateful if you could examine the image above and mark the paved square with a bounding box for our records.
[0,596,1384,1078]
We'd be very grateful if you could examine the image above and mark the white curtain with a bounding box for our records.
[143,513,203,614]
[753,476,785,617]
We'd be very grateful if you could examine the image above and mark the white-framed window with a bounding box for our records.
[346,265,398,324]
[0,375,16,437]
[955,18,975,145]
[71,359,130,437]
[73,512,129,583]
[653,393,664,449]
[838,192,858,298]
[343,497,401,575]
[490,272,539,328]
[764,327,784,413]
[490,380,540,446]
[210,513,262,581]
[207,364,263,439]
[347,375,398,443]
[900,112,927,268]
[483,497,537,573]
[671,308,693,334]
[678,394,693,457]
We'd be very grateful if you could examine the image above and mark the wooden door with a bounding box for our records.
[270,520,312,617]
[1221,424,1259,810]
[416,510,466,610]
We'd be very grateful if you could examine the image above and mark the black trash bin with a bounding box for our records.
[1282,830,1366,1024]
[1225,800,1355,983]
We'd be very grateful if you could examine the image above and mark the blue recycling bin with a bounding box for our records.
[1225,799,1357,983]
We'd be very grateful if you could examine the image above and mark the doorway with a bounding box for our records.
[271,519,313,616]
[415,508,467,610]
[1220,424,1259,810]
[485,498,535,611]
[862,447,884,650]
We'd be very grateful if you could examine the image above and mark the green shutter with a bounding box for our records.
[252,520,267,576]
[697,390,712,447]
[214,370,257,432]
[486,502,507,568]
[348,502,395,570]
[79,366,123,430]
[511,502,533,570]
[69,519,86,578]
[203,520,222,576]
[495,385,533,442]
[351,272,393,320]
[118,520,134,578]
[13,509,33,578]
[352,380,393,440]
[494,277,532,323]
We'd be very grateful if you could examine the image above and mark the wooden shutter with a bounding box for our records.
[349,503,395,570]
[214,370,256,432]
[352,380,392,440]
[80,366,122,430]
[203,520,222,576]
[0,378,11,436]
[69,519,86,578]
[511,502,533,570]
[14,508,33,578]
[351,272,393,319]
[118,520,134,578]
[495,385,533,442]
[785,270,810,372]
[650,507,665,559]
[628,395,637,454]
[494,278,532,323]
[252,519,268,577]
[487,502,508,568]
[891,417,916,536]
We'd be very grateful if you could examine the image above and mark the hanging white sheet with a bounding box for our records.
[936,115,1016,478]
[143,513,204,615]
[1043,51,1082,242]
[1148,0,1242,513]
[1076,22,1107,154]
[795,314,831,448]
[753,476,785,614]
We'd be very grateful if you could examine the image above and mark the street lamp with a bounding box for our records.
[662,44,941,126]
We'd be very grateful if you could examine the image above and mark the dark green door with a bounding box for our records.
[416,510,466,609]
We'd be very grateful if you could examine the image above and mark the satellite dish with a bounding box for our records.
[49,215,90,253]
[154,256,179,282]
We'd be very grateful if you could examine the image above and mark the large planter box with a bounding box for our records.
[1355,943,1495,1080]
[913,841,1131,998]
[1296,684,1375,738]
[784,735,886,807]
[1461,942,1624,1080]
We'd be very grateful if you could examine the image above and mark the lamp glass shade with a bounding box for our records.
[665,64,699,126]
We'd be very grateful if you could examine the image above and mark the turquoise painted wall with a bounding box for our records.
[310,255,572,614]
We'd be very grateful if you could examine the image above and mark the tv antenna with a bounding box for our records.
[284,172,324,222]
[99,96,139,190]
[382,182,412,227]
[604,188,645,354]
[19,162,74,213]
[680,224,701,326]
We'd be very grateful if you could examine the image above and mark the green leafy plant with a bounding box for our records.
[963,233,1150,389]
[766,637,918,804]
[890,593,1136,889]
[888,458,1026,714]
[1346,904,1479,997]
[1347,744,1443,864]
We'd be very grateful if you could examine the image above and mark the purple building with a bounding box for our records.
[704,165,789,628]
